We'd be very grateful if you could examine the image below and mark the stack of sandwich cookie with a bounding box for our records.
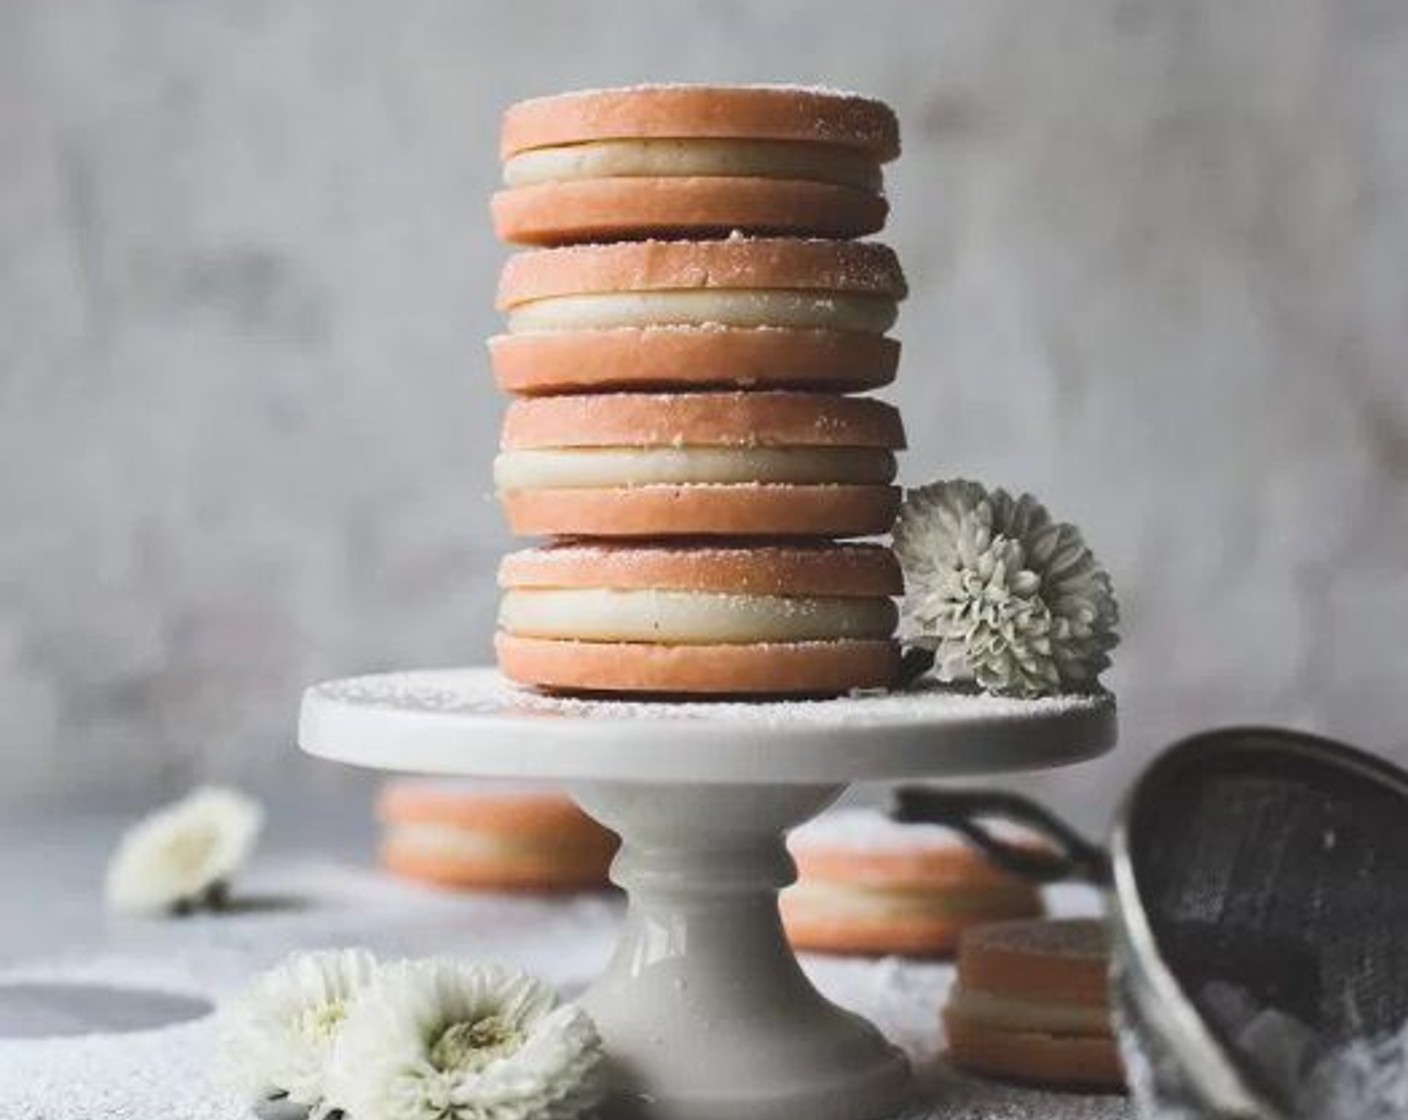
[498,543,902,695]
[944,918,1125,1090]
[497,392,903,537]
[781,808,1044,957]
[494,85,899,244]
[491,85,908,696]
[377,779,618,892]
[490,237,904,395]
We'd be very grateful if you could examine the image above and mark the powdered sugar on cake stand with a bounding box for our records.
[301,668,1114,784]
[298,667,1116,1120]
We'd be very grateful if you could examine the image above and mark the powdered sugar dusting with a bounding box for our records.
[0,1021,243,1120]
[0,858,622,1120]
[0,855,1123,1120]
[1193,981,1408,1120]
[968,918,1109,961]
[313,670,1110,728]
[1303,1026,1408,1120]
[921,1074,1129,1119]
[789,807,1040,854]
[513,82,890,104]
[507,540,894,561]
[499,238,907,301]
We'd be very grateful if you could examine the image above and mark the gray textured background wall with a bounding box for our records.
[4,0,1406,822]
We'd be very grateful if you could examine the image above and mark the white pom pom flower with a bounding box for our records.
[327,960,606,1120]
[893,479,1119,697]
[217,948,380,1116]
[104,785,263,915]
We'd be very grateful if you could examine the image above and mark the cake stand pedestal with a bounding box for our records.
[299,668,1115,1120]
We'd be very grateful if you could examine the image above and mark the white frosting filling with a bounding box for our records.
[387,823,550,859]
[494,448,896,490]
[784,880,1036,919]
[503,139,882,190]
[499,589,896,644]
[506,291,898,334]
[946,986,1113,1037]
[387,824,609,867]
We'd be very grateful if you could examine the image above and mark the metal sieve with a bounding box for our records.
[893,727,1408,1120]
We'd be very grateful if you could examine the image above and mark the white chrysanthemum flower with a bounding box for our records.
[105,786,264,915]
[893,479,1119,697]
[216,948,380,1116]
[327,960,606,1120]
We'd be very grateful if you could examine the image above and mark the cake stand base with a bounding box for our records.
[569,781,912,1120]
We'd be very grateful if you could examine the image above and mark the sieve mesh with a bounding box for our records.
[1117,729,1408,1118]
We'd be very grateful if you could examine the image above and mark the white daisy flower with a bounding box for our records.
[327,960,606,1120]
[893,479,1119,697]
[104,785,264,915]
[217,948,380,1116]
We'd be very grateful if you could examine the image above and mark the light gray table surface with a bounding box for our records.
[0,801,1129,1120]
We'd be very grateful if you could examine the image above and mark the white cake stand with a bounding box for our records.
[299,668,1116,1120]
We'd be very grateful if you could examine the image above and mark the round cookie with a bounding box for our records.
[489,329,898,396]
[494,179,887,247]
[500,86,901,162]
[780,809,1044,957]
[497,238,907,319]
[497,542,902,696]
[944,918,1125,1090]
[491,238,905,395]
[496,392,905,539]
[494,85,898,244]
[376,779,618,892]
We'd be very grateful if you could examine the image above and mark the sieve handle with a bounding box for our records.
[890,787,1110,886]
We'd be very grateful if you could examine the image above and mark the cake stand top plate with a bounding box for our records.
[299,668,1116,785]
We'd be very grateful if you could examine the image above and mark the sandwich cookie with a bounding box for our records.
[497,391,905,538]
[780,809,1044,957]
[944,918,1124,1090]
[491,237,904,395]
[494,85,899,244]
[377,779,618,892]
[497,542,903,695]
